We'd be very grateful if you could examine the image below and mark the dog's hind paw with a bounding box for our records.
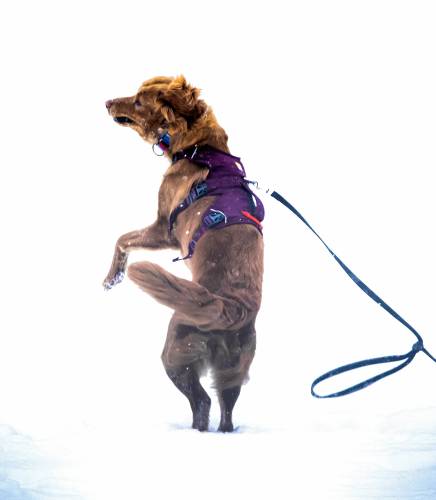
[103,271,125,291]
[192,398,211,432]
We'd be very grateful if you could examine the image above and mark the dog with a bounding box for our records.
[103,76,264,432]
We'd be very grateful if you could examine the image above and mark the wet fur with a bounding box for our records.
[104,76,263,432]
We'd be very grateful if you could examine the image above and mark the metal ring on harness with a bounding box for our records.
[152,142,165,156]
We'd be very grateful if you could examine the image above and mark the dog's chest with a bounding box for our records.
[172,196,215,251]
[161,162,208,215]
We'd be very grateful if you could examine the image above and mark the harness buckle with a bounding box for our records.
[195,182,208,197]
[204,209,226,227]
[187,182,208,204]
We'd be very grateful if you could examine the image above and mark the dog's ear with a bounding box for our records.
[159,75,207,123]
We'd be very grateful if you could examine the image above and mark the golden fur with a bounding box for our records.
[103,76,263,432]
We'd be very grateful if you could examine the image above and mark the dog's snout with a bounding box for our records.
[105,99,113,110]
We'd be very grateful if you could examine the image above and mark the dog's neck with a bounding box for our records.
[159,109,229,157]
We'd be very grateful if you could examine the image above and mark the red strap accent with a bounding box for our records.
[241,210,262,229]
[158,140,169,152]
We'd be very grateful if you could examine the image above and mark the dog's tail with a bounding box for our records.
[127,261,251,331]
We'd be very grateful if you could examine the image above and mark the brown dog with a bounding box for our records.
[103,76,264,432]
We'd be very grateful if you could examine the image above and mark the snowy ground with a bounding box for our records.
[1,363,436,499]
[1,1,436,499]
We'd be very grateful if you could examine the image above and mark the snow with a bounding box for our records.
[1,0,436,499]
[2,395,436,499]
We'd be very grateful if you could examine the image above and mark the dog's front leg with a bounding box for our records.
[103,219,173,290]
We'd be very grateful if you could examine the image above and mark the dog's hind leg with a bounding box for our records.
[212,333,256,433]
[165,365,211,432]
[161,315,211,431]
[217,386,241,433]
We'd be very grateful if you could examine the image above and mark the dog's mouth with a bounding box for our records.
[113,116,135,125]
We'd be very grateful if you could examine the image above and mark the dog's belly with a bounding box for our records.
[191,224,264,310]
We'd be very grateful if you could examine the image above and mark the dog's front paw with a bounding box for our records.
[103,271,125,291]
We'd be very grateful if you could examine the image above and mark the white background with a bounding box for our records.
[1,1,435,499]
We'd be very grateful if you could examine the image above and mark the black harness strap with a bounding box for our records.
[268,189,436,398]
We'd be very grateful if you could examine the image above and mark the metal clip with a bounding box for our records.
[152,142,165,156]
[246,179,271,194]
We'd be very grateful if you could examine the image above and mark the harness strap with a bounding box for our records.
[168,176,245,232]
[169,147,264,262]
[172,213,253,262]
[171,179,263,262]
[268,189,436,398]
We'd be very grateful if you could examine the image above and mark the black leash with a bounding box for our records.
[258,187,436,398]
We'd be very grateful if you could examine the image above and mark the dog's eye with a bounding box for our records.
[134,99,141,109]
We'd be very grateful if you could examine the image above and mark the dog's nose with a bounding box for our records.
[105,100,113,110]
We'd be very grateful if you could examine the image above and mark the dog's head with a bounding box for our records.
[106,75,210,151]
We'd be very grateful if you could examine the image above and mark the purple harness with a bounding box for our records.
[169,145,265,261]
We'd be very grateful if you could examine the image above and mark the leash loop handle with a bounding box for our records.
[311,342,422,398]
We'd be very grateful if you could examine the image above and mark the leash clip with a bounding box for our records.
[246,179,271,194]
